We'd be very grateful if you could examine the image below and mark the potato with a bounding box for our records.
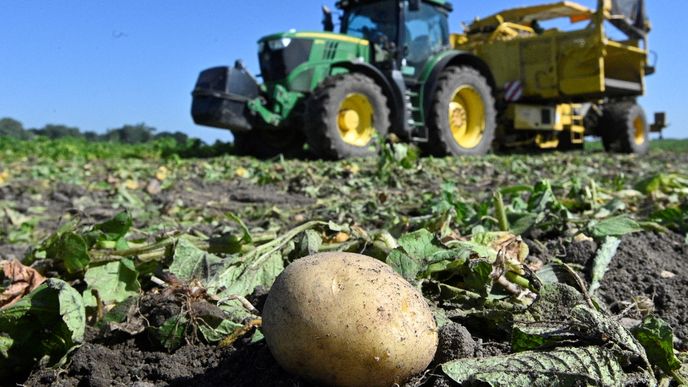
[262,252,438,387]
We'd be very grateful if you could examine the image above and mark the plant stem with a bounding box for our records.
[494,191,510,232]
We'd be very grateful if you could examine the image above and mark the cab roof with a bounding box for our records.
[336,0,453,12]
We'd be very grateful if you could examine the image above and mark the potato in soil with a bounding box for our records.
[262,252,438,387]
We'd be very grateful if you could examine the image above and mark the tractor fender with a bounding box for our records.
[421,51,496,114]
[330,61,407,138]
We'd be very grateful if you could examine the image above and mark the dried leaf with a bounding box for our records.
[0,260,45,308]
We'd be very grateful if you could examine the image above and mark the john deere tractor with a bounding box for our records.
[192,0,664,159]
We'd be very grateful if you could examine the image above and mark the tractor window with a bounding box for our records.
[342,2,398,45]
[404,2,449,72]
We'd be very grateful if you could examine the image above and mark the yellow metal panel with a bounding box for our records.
[513,104,561,131]
[475,43,522,87]
[293,32,369,46]
[469,1,593,30]
[521,37,558,98]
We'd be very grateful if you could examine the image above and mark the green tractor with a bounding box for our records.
[192,0,498,159]
[191,0,662,159]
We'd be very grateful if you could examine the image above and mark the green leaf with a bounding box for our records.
[0,335,12,358]
[511,324,570,352]
[386,250,422,280]
[298,229,322,256]
[397,229,445,259]
[46,232,91,273]
[94,211,132,241]
[208,252,284,298]
[463,259,493,295]
[84,258,141,306]
[0,279,85,378]
[510,213,537,235]
[386,229,446,280]
[442,346,626,386]
[169,237,223,282]
[226,212,252,244]
[589,237,621,295]
[635,173,688,194]
[632,316,682,373]
[589,215,642,239]
[150,315,187,351]
[198,319,243,343]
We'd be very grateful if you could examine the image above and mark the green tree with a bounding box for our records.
[154,131,189,144]
[0,117,30,139]
[105,123,155,144]
[33,124,82,139]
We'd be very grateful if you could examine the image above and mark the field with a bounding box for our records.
[1,137,687,386]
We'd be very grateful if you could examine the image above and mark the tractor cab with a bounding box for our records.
[334,0,452,77]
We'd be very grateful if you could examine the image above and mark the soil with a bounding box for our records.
[4,153,688,386]
[0,178,314,261]
[25,230,687,387]
[597,231,688,350]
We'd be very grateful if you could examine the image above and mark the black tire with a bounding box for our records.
[305,73,390,160]
[232,129,305,159]
[557,132,584,151]
[600,102,649,155]
[425,66,497,156]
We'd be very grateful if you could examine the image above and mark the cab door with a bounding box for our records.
[402,2,450,79]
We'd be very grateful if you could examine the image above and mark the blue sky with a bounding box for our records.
[0,0,684,143]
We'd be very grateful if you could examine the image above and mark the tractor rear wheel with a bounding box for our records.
[305,73,390,160]
[601,102,649,155]
[425,66,497,156]
[232,129,305,159]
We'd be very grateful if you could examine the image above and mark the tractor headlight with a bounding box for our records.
[268,38,292,50]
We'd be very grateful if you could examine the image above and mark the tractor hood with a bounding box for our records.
[257,31,370,83]
[258,31,369,48]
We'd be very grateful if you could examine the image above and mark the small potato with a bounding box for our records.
[262,252,438,387]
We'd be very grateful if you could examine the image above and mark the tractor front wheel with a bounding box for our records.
[426,66,497,156]
[305,73,390,160]
[601,102,649,155]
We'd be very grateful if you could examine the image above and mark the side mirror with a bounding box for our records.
[322,5,334,32]
[409,0,420,11]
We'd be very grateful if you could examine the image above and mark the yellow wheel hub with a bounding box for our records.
[633,115,646,145]
[338,93,374,147]
[448,86,485,149]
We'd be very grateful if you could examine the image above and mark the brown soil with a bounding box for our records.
[18,226,688,386]
[0,178,314,261]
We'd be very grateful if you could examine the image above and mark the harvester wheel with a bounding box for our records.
[601,102,649,155]
[232,129,305,159]
[305,73,390,159]
[426,66,497,156]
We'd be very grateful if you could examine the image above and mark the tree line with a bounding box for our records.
[0,117,194,144]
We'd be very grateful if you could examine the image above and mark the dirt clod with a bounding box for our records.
[436,322,476,363]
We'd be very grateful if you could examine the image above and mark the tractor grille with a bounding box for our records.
[259,38,313,82]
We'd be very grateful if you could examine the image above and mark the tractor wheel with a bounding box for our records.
[601,102,649,155]
[425,66,497,156]
[232,129,305,159]
[305,73,390,159]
